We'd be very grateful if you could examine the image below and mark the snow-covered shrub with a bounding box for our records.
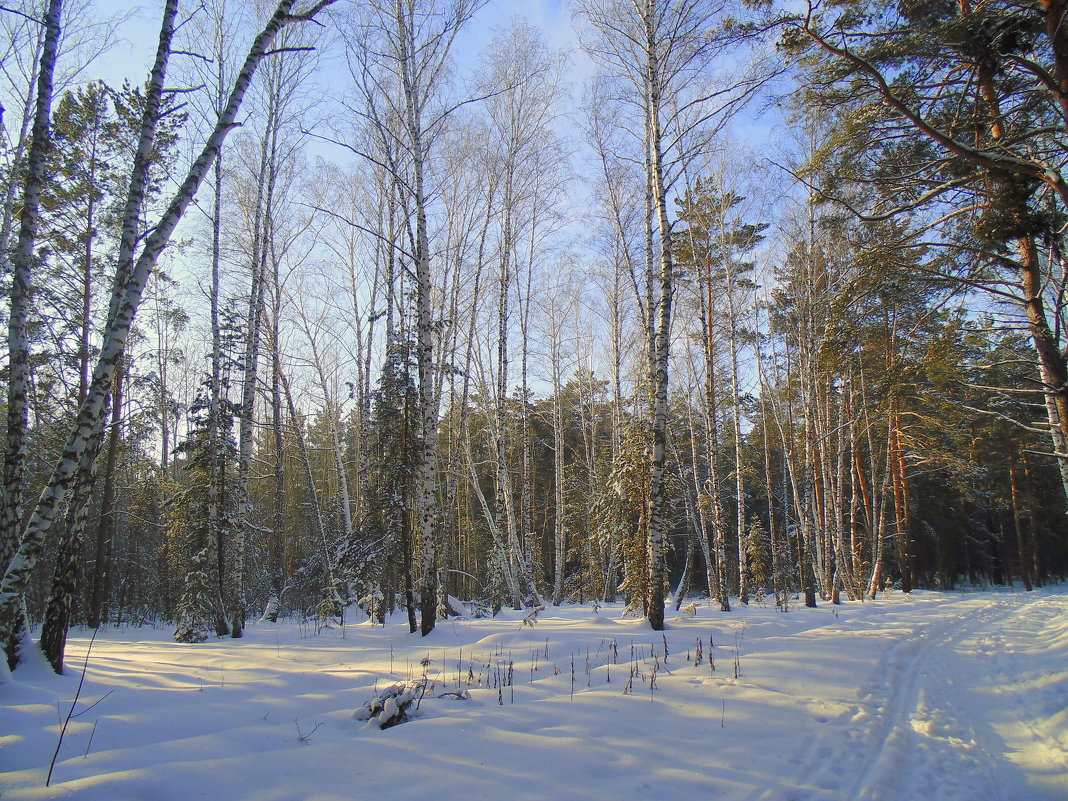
[436,587,450,621]
[357,587,385,623]
[353,682,426,729]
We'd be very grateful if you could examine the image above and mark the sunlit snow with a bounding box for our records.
[2,588,1066,800]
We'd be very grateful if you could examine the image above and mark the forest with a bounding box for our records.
[2,0,1068,677]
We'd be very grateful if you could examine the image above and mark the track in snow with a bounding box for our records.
[782,593,1067,801]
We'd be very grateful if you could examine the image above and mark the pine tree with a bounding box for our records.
[784,0,1068,504]
[746,516,769,604]
[172,383,238,644]
[365,340,419,632]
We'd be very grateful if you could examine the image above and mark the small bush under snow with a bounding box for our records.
[353,681,425,729]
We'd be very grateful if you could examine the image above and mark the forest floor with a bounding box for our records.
[2,587,1066,801]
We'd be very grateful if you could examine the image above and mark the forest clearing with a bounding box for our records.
[3,588,1067,801]
[4,9,1068,801]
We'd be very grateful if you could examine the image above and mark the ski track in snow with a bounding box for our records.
[1,588,1066,801]
[774,593,1068,801]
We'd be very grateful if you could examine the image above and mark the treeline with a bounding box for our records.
[2,0,1067,674]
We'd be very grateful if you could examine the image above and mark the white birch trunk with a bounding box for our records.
[645,17,675,630]
[0,0,63,669]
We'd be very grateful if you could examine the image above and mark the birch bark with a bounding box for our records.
[0,0,63,669]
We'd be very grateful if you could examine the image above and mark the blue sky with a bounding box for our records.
[86,0,781,157]
[90,0,589,88]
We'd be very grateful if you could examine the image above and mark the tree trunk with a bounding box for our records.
[755,326,786,610]
[889,402,913,593]
[644,1,678,632]
[88,368,124,628]
[208,139,231,638]
[723,255,748,604]
[268,303,287,616]
[279,364,343,614]
[550,312,567,605]
[493,206,523,609]
[0,0,63,670]
[1009,465,1033,592]
[232,69,274,640]
[39,420,106,671]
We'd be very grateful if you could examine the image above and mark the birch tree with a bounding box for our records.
[0,0,63,669]
[182,0,242,638]
[474,20,566,608]
[231,17,319,638]
[539,271,579,604]
[577,0,759,628]
[0,0,336,670]
[347,0,485,635]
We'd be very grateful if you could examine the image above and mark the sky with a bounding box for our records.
[85,0,601,214]
[89,0,589,90]
[86,0,782,144]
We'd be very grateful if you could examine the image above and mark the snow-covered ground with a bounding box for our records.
[2,588,1066,801]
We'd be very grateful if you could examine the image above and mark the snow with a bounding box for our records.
[2,588,1066,801]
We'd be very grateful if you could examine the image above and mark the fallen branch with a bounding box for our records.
[47,629,98,786]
